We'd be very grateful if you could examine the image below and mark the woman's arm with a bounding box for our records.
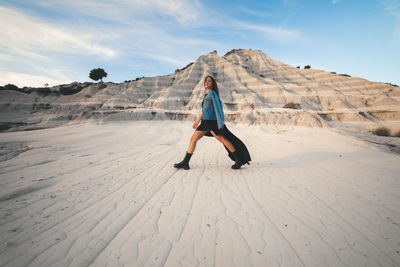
[193,113,202,129]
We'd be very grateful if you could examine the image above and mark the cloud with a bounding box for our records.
[0,53,13,61]
[32,0,204,26]
[383,0,400,42]
[0,71,70,87]
[31,0,301,43]
[130,51,186,65]
[0,1,304,87]
[18,0,301,46]
[332,0,338,4]
[128,0,203,25]
[0,6,116,60]
[282,0,303,9]
[235,22,302,41]
[384,0,400,19]
[239,7,273,18]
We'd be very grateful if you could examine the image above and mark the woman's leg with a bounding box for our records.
[187,130,207,154]
[175,130,207,170]
[210,131,242,169]
[210,131,235,152]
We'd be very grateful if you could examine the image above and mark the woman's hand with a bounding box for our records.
[193,114,202,129]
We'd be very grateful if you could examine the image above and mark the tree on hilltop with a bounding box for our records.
[89,68,107,82]
[1,84,19,91]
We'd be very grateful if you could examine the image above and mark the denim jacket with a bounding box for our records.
[202,90,224,129]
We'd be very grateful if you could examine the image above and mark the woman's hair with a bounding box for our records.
[204,76,219,96]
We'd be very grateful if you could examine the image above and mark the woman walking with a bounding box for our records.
[174,76,251,170]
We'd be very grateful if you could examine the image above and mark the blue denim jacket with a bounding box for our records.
[202,90,224,129]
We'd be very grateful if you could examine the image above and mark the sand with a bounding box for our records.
[0,120,399,267]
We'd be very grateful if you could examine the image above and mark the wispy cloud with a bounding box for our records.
[239,7,273,18]
[235,21,302,41]
[332,0,338,4]
[383,0,400,42]
[33,0,204,26]
[0,1,304,87]
[0,53,14,61]
[13,0,216,62]
[384,0,400,19]
[0,71,70,87]
[0,6,116,60]
[29,0,301,42]
[282,0,303,9]
[130,50,186,66]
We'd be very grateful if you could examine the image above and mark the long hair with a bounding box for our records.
[204,76,219,96]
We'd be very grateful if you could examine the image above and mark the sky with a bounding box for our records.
[0,0,399,87]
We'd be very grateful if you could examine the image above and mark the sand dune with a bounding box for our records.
[1,121,399,266]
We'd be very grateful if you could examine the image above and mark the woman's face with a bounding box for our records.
[204,77,213,90]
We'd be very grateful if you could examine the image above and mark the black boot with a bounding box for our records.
[231,150,242,169]
[174,152,192,170]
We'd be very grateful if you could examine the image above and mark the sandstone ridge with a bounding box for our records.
[1,49,399,131]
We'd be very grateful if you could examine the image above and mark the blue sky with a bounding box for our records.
[1,0,399,87]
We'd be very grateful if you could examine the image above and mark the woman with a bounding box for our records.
[174,76,251,170]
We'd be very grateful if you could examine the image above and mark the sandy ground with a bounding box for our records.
[0,120,399,267]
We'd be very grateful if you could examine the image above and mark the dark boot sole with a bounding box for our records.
[231,164,242,169]
[174,164,190,170]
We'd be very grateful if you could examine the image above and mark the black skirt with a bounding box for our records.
[196,120,225,135]
[196,120,251,166]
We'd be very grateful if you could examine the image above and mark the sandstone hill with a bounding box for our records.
[1,49,399,131]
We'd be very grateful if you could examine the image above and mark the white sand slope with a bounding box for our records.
[0,121,399,267]
[1,49,399,132]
